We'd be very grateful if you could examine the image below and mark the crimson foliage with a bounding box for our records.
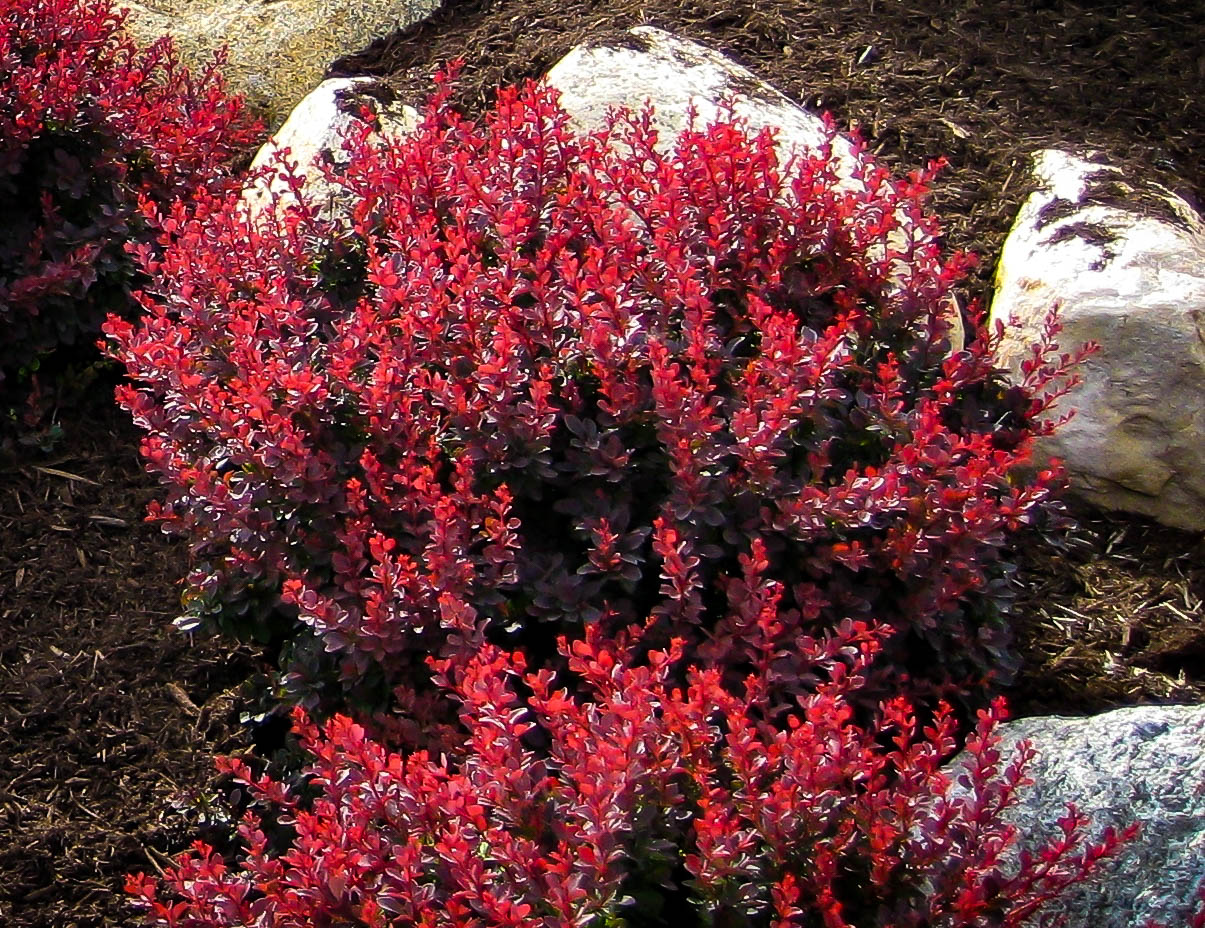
[0,0,260,381]
[106,74,1083,706]
[127,624,1131,928]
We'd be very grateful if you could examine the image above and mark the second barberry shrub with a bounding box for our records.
[106,71,1083,708]
[0,0,260,383]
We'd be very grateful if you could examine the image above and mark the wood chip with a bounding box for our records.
[31,465,99,486]
[938,117,970,139]
[87,514,128,527]
[165,683,201,717]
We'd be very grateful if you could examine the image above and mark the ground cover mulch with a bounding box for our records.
[1,0,1202,925]
[0,394,261,928]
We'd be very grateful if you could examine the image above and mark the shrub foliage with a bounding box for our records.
[104,66,1127,928]
[127,624,1131,928]
[0,0,260,382]
[107,75,1081,705]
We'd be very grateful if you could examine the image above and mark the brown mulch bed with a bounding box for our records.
[1,0,1202,925]
[0,398,260,928]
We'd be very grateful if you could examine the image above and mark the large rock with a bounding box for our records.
[991,149,1205,531]
[965,704,1205,927]
[546,26,860,173]
[243,77,418,224]
[120,0,439,124]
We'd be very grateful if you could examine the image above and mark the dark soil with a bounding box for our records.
[1,0,1202,925]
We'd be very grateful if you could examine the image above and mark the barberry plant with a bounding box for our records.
[0,0,260,384]
[106,71,1086,708]
[126,623,1132,928]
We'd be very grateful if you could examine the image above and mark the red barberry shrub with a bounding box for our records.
[126,624,1131,928]
[105,72,1085,707]
[0,0,260,385]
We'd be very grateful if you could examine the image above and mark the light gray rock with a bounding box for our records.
[546,26,860,171]
[243,77,418,225]
[970,704,1205,927]
[991,149,1205,531]
[120,0,439,124]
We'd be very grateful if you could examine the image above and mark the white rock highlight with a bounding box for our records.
[992,149,1205,531]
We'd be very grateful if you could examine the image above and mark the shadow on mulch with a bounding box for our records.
[0,388,261,928]
[0,0,1202,925]
[1009,505,1205,716]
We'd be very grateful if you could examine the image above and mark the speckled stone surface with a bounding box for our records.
[956,703,1205,927]
[121,0,440,125]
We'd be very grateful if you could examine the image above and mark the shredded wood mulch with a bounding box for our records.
[0,400,260,928]
[1011,505,1205,714]
[1,0,1202,924]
